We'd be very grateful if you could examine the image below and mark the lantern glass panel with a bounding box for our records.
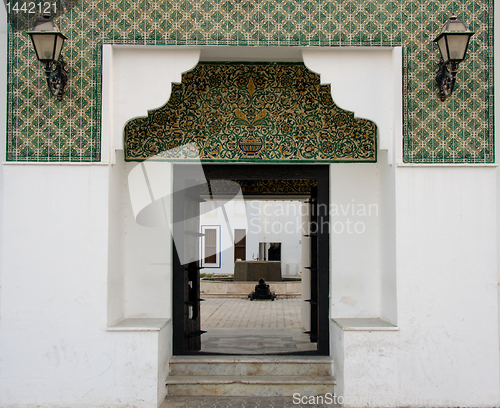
[436,36,449,62]
[31,34,57,62]
[53,34,65,61]
[447,34,470,61]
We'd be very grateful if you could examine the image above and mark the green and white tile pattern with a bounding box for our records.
[6,0,494,163]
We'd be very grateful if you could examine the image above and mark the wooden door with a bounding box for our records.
[173,166,205,354]
[306,186,319,343]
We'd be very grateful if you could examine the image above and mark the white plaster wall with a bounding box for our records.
[220,199,249,273]
[103,45,202,320]
[336,167,499,407]
[157,322,171,404]
[0,165,165,407]
[245,200,260,262]
[393,166,500,406]
[108,153,173,322]
[330,163,380,318]
[0,44,205,407]
[122,160,172,319]
[106,328,166,407]
[330,321,345,396]
[308,46,499,405]
[341,329,400,406]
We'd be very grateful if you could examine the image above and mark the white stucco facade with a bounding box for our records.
[0,5,499,407]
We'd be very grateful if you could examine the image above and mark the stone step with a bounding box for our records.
[169,355,333,376]
[166,375,336,397]
[167,356,335,397]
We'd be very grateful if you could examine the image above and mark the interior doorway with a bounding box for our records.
[199,196,312,354]
[172,164,330,356]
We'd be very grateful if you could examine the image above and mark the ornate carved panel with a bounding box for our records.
[124,63,377,162]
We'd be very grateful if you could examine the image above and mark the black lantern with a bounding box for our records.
[28,16,68,100]
[433,15,474,101]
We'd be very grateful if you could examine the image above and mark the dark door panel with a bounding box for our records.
[173,164,329,355]
[173,167,206,354]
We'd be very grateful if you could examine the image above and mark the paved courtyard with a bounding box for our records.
[199,297,316,354]
[201,298,303,329]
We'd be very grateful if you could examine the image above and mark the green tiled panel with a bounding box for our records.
[5,0,494,163]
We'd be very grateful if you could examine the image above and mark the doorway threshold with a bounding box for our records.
[200,328,317,355]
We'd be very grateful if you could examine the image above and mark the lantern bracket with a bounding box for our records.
[435,58,459,102]
[43,56,68,100]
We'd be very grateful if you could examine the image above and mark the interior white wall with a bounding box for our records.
[199,199,249,274]
[330,163,380,318]
[199,200,303,276]
[245,200,260,262]
[257,201,303,275]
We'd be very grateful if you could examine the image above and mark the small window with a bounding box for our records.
[234,229,246,261]
[204,228,217,264]
[201,226,220,268]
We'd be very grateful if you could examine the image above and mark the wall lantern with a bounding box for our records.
[28,16,68,100]
[433,14,474,101]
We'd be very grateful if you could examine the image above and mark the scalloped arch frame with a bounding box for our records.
[124,63,377,162]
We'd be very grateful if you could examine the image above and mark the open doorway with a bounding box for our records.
[199,197,313,354]
[172,164,329,356]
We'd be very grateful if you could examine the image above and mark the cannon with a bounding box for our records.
[248,278,276,301]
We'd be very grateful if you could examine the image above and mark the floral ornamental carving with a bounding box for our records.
[124,63,377,162]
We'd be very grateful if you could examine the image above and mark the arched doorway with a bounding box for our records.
[123,62,377,356]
